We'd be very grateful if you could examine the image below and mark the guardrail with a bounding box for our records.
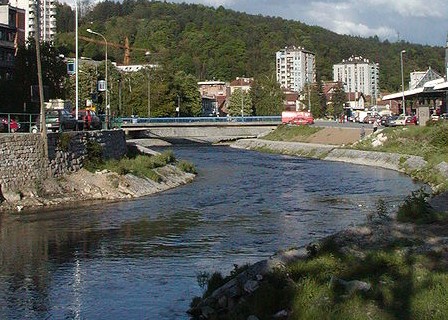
[121,116,282,124]
[0,113,282,133]
[0,112,40,133]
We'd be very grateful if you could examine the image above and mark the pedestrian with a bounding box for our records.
[360,126,365,139]
[373,120,378,133]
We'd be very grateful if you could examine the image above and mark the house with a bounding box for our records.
[198,80,227,116]
[346,92,366,110]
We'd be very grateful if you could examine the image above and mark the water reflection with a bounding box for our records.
[0,145,424,319]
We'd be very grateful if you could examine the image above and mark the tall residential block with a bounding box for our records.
[333,56,379,103]
[0,3,25,80]
[276,46,316,93]
[16,0,56,42]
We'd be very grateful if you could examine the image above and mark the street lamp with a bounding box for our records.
[87,28,108,127]
[145,51,151,119]
[400,50,406,116]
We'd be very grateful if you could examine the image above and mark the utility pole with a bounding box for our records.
[34,0,48,160]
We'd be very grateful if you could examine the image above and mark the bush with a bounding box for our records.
[396,188,438,224]
[57,132,72,152]
[83,140,104,171]
[176,160,197,174]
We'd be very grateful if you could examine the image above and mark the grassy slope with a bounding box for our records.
[352,123,448,192]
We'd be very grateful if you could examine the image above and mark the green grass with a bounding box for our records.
[352,123,448,191]
[207,249,448,320]
[84,150,184,182]
[263,124,322,142]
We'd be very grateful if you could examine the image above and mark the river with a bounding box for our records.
[0,145,424,319]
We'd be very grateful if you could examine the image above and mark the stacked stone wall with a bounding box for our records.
[0,130,127,192]
[0,134,47,192]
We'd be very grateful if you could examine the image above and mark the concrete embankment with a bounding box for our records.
[231,138,428,173]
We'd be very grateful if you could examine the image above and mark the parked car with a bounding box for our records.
[405,115,418,125]
[431,114,440,121]
[389,115,407,126]
[74,109,102,130]
[440,113,448,120]
[362,115,379,124]
[31,109,79,133]
[383,115,398,127]
[0,117,20,133]
[288,117,310,125]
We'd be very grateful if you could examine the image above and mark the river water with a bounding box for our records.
[0,145,423,319]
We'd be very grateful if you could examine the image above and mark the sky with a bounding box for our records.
[165,0,448,46]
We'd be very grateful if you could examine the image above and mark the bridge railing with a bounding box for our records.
[121,116,281,124]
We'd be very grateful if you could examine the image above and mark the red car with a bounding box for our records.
[289,117,310,125]
[405,115,418,125]
[0,117,20,133]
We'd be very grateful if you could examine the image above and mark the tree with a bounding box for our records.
[302,82,326,118]
[171,71,202,117]
[10,40,68,113]
[227,88,252,117]
[329,83,347,119]
[250,74,284,116]
[56,3,75,33]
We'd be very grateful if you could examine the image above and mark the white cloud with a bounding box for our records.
[363,0,448,18]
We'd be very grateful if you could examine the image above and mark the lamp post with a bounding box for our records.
[145,51,151,119]
[87,28,108,127]
[400,50,406,116]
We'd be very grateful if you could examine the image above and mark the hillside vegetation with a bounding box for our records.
[56,0,445,92]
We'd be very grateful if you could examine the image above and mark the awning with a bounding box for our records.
[382,87,424,100]
[434,81,448,90]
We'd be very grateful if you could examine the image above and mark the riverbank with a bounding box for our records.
[0,143,195,214]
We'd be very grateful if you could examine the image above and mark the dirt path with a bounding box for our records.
[306,126,372,145]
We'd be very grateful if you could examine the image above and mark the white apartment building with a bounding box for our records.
[16,0,56,42]
[333,56,379,102]
[276,46,316,93]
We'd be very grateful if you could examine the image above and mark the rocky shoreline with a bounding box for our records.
[0,142,195,214]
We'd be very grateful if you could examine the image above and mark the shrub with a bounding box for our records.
[176,160,197,174]
[57,132,72,152]
[396,188,438,224]
[83,140,104,171]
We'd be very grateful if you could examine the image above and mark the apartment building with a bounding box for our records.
[275,46,316,93]
[16,0,56,42]
[0,3,25,80]
[333,56,379,103]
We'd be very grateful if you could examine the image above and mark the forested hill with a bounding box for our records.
[56,0,445,93]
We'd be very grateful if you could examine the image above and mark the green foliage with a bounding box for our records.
[83,140,104,171]
[350,124,448,191]
[367,198,391,223]
[227,88,253,116]
[57,132,72,152]
[329,82,347,119]
[263,124,322,142]
[176,160,197,174]
[6,40,68,113]
[250,74,284,116]
[87,150,176,182]
[397,188,439,224]
[204,247,448,319]
[203,272,225,298]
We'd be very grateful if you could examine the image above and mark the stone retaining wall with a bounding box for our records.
[0,134,47,192]
[0,130,127,192]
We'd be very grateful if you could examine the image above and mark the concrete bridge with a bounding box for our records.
[121,117,280,141]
